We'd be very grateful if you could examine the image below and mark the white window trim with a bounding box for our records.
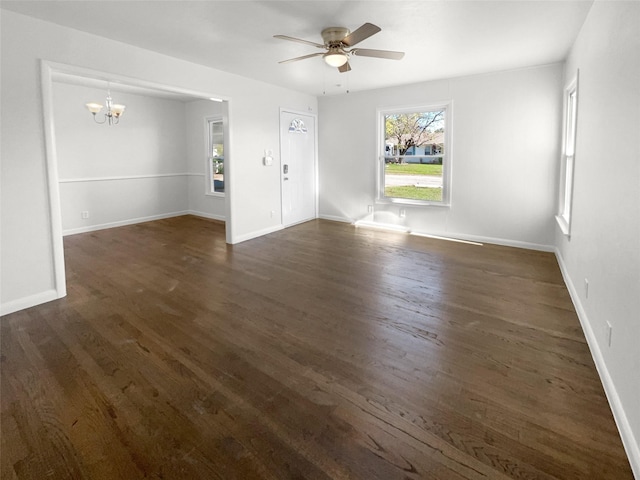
[376,101,453,207]
[205,115,224,197]
[556,71,579,236]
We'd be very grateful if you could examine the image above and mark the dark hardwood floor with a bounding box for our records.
[1,215,633,479]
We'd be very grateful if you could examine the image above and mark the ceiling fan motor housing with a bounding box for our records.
[321,27,350,46]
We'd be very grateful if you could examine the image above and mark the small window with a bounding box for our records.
[378,103,451,205]
[557,73,578,235]
[207,118,224,195]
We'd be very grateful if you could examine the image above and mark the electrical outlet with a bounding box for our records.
[367,205,373,213]
[584,278,589,299]
[606,321,613,347]
[81,211,89,219]
[270,210,275,218]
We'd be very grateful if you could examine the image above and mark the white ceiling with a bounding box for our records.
[1,0,593,97]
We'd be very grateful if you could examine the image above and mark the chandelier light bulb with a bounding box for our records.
[85,89,126,125]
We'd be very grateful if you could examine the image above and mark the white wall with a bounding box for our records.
[318,64,563,249]
[53,82,189,233]
[185,99,226,220]
[0,10,316,314]
[556,1,640,474]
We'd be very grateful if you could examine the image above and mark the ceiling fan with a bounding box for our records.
[274,23,405,73]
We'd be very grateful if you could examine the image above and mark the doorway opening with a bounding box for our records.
[41,60,232,301]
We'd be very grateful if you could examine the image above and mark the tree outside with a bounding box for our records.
[383,109,445,202]
[385,110,444,157]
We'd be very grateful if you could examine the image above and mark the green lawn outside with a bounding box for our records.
[385,186,442,202]
[386,164,442,176]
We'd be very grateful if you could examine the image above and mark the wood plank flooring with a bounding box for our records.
[1,215,633,479]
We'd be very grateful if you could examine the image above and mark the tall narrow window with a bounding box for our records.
[378,103,451,205]
[207,118,224,195]
[557,73,578,235]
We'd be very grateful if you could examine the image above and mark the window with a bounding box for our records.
[207,118,224,195]
[378,103,451,205]
[557,73,578,235]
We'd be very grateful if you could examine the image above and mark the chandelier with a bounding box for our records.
[86,90,126,125]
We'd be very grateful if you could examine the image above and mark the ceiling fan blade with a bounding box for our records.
[338,61,351,73]
[341,23,381,47]
[273,35,325,49]
[351,48,405,60]
[278,52,325,64]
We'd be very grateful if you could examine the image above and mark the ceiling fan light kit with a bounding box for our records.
[323,50,348,67]
[274,22,404,73]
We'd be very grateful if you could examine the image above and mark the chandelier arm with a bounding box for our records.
[87,90,125,125]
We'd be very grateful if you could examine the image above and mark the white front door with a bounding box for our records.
[280,110,316,227]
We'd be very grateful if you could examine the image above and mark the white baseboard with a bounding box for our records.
[354,220,410,233]
[320,216,555,252]
[411,229,555,252]
[188,210,226,222]
[62,211,189,236]
[318,213,353,223]
[0,289,63,317]
[232,224,284,244]
[555,249,640,478]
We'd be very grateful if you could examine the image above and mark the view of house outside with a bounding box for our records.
[383,110,445,202]
[209,119,225,193]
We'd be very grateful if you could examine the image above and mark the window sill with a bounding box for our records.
[205,192,225,198]
[555,215,571,236]
[376,198,450,208]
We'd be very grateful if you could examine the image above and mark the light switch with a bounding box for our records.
[264,149,273,166]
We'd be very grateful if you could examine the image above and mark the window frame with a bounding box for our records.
[556,72,579,236]
[205,115,225,197]
[376,102,453,207]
